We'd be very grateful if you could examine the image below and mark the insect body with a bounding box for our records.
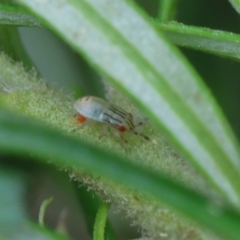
[74,96,149,140]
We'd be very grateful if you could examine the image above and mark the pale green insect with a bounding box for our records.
[74,96,149,140]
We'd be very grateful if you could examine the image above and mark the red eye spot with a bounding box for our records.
[76,114,87,123]
[118,125,126,132]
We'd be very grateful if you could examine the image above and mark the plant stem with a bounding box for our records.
[158,0,178,22]
[93,202,110,240]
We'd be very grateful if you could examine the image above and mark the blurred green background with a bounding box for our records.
[1,0,240,239]
[18,0,240,138]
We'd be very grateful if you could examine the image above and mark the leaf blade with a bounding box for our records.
[0,110,240,240]
[159,22,240,61]
[15,0,240,207]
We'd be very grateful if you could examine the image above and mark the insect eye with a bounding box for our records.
[76,114,87,123]
[118,125,126,132]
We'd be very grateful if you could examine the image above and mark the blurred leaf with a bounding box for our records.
[93,203,110,240]
[15,0,240,208]
[158,0,178,22]
[0,4,41,26]
[0,4,36,69]
[0,166,69,240]
[229,0,240,14]
[74,185,117,240]
[1,110,240,240]
[39,197,53,227]
[159,22,240,61]
[0,167,28,228]
[0,25,33,69]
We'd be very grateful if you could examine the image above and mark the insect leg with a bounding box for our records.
[134,117,148,128]
[98,124,110,139]
[133,131,150,141]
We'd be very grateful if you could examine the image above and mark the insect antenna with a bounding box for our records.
[134,117,148,128]
[133,131,150,141]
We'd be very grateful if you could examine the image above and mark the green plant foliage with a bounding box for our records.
[0,167,70,240]
[158,0,178,22]
[2,104,240,240]
[39,198,53,227]
[0,4,41,26]
[0,51,239,239]
[0,51,214,239]
[93,203,110,240]
[1,0,240,240]
[229,0,240,14]
[14,0,240,210]
[159,22,240,61]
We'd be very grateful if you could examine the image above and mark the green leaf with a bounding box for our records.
[0,4,41,26]
[1,110,240,240]
[1,51,211,238]
[0,167,69,240]
[0,4,37,69]
[0,25,34,69]
[93,203,110,240]
[74,185,117,240]
[158,0,178,22]
[39,197,53,227]
[158,22,240,61]
[229,0,240,14]
[0,168,28,228]
[15,0,240,208]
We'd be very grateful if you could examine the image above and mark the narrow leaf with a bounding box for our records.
[158,0,178,22]
[0,167,68,240]
[229,0,240,14]
[39,197,53,227]
[74,186,117,240]
[0,110,240,240]
[16,0,240,208]
[159,22,240,61]
[0,4,41,26]
[93,203,110,240]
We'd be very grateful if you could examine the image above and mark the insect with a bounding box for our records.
[73,96,149,141]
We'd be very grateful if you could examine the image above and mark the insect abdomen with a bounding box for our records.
[102,105,134,131]
[74,96,134,131]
